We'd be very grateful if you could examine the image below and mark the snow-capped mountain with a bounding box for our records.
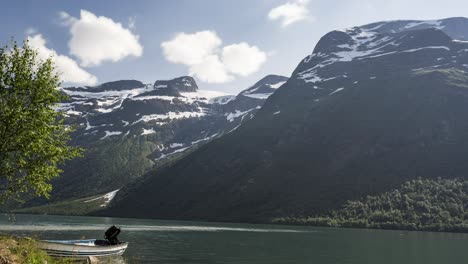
[103,18,468,222]
[288,18,468,95]
[59,77,223,145]
[359,17,468,40]
[47,75,287,202]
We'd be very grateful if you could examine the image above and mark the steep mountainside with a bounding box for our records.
[46,75,287,202]
[104,17,468,222]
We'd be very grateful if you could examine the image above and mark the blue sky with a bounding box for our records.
[2,0,468,94]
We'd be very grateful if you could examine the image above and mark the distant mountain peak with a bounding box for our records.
[99,80,145,91]
[63,79,146,93]
[255,74,289,86]
[153,76,198,93]
[240,75,288,99]
[292,17,468,89]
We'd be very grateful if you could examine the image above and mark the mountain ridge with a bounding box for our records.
[35,74,288,204]
[102,17,468,222]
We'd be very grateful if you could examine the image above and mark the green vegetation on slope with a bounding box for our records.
[273,178,468,232]
[14,192,112,216]
[16,142,196,216]
[414,68,468,89]
[51,135,158,201]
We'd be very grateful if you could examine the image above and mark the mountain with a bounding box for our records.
[42,75,287,203]
[103,17,468,222]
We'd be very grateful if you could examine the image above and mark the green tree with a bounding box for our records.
[0,40,81,204]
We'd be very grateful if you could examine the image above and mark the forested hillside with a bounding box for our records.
[274,178,468,233]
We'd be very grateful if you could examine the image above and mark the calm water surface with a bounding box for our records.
[0,214,466,264]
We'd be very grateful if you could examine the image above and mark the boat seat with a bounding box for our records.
[94,239,110,246]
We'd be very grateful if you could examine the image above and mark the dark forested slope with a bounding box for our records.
[104,18,468,223]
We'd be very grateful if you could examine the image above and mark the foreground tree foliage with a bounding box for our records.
[0,40,81,204]
[273,178,468,232]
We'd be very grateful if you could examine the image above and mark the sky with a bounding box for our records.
[2,0,468,94]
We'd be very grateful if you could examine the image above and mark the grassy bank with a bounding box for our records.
[0,235,61,263]
[0,235,129,263]
[13,192,110,216]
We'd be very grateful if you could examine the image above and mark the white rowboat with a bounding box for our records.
[36,239,128,257]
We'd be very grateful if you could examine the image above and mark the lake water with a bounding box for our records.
[0,214,467,263]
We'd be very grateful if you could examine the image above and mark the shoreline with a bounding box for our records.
[5,212,468,235]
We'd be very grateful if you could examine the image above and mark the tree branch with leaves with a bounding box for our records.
[0,40,82,204]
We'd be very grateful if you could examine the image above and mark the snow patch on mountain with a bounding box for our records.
[226,108,258,122]
[84,189,120,207]
[85,120,97,130]
[329,87,344,95]
[269,81,287,89]
[402,46,450,52]
[100,131,123,140]
[170,143,184,148]
[142,128,156,135]
[210,95,236,105]
[62,85,154,99]
[65,110,82,116]
[191,133,218,145]
[244,93,272,99]
[130,95,176,102]
[155,147,190,161]
[96,97,126,113]
[174,90,230,104]
[133,111,207,125]
[403,20,444,30]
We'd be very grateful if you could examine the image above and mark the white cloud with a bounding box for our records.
[27,34,98,86]
[61,10,143,67]
[222,43,267,77]
[268,0,312,27]
[58,11,75,26]
[161,31,266,84]
[161,31,222,65]
[189,55,233,83]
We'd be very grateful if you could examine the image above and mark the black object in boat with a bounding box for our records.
[104,225,121,245]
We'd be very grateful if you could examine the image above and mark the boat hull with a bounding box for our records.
[36,239,128,257]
